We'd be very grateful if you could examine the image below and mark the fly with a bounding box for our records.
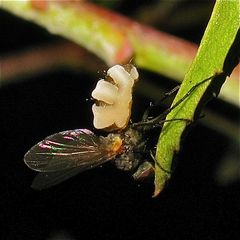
[24,65,216,190]
[24,127,148,190]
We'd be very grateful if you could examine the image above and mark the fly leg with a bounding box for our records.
[133,74,217,130]
[149,150,172,175]
[132,161,155,180]
[142,85,180,121]
[132,117,192,130]
[132,149,174,180]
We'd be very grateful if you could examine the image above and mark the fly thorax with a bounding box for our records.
[121,128,142,146]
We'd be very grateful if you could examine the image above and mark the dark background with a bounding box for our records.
[1,1,239,240]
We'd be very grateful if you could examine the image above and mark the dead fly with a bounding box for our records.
[24,64,214,190]
[24,127,147,190]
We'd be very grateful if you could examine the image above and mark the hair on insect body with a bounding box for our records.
[24,64,216,190]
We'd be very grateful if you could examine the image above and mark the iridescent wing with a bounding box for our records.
[24,129,119,190]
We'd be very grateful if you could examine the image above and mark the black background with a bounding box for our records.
[1,2,239,240]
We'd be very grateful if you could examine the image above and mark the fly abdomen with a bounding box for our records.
[114,151,140,171]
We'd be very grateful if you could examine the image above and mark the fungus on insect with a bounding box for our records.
[24,64,215,190]
[91,64,139,130]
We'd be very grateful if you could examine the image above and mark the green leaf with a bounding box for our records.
[154,0,240,196]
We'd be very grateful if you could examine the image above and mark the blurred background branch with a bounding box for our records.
[1,0,239,107]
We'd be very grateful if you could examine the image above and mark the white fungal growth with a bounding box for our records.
[91,64,139,130]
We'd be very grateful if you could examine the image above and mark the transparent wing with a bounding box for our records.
[31,168,86,190]
[24,129,119,189]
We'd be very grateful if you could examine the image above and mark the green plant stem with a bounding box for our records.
[154,0,240,196]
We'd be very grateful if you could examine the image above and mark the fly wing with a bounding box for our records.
[24,129,118,189]
[31,168,92,190]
